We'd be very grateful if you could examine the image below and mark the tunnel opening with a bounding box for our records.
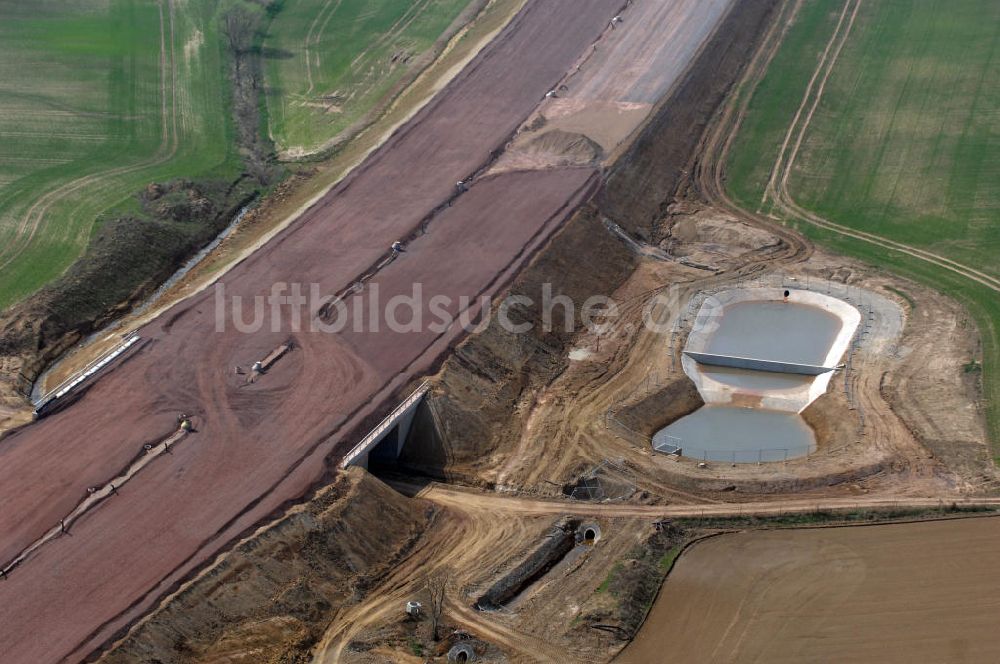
[578,522,602,545]
[448,642,476,662]
[367,423,402,467]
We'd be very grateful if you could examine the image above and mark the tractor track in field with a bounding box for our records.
[755,0,1000,295]
[347,0,436,72]
[0,0,182,274]
[686,0,811,270]
[761,0,860,210]
[690,0,1000,300]
[303,0,344,96]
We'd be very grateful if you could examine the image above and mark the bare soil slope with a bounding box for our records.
[101,467,427,663]
[0,2,624,662]
[417,0,787,481]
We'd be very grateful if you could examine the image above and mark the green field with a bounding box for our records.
[262,0,472,157]
[0,0,239,308]
[726,0,1000,447]
[0,0,476,307]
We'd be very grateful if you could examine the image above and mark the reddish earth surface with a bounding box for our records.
[0,1,622,661]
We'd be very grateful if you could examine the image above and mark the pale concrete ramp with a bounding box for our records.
[683,350,834,376]
[341,382,430,469]
[32,332,143,419]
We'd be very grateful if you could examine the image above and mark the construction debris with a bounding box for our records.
[246,342,294,384]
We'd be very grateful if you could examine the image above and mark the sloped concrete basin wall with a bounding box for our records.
[682,288,860,413]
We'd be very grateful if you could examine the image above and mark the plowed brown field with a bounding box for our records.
[619,517,1000,663]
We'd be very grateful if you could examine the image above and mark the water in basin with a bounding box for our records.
[706,301,843,366]
[653,406,816,463]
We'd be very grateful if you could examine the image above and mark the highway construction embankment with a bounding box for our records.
[100,468,427,663]
[96,1,979,661]
[0,2,626,662]
[410,0,783,478]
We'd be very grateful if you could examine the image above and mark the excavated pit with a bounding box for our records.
[656,288,860,462]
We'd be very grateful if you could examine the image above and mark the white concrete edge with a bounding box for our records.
[682,288,861,414]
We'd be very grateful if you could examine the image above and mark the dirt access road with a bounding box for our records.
[0,1,630,661]
[618,516,1000,663]
[305,479,1000,663]
[413,482,1000,519]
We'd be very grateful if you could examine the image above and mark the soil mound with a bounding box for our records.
[522,129,604,164]
[492,128,605,173]
[99,468,427,663]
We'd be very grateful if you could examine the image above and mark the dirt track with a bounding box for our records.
[0,2,626,661]
[413,482,1000,519]
[298,478,1000,663]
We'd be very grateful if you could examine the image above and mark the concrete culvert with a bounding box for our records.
[448,643,476,662]
[578,522,602,544]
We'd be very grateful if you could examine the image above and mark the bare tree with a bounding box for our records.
[222,5,258,55]
[426,571,448,642]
